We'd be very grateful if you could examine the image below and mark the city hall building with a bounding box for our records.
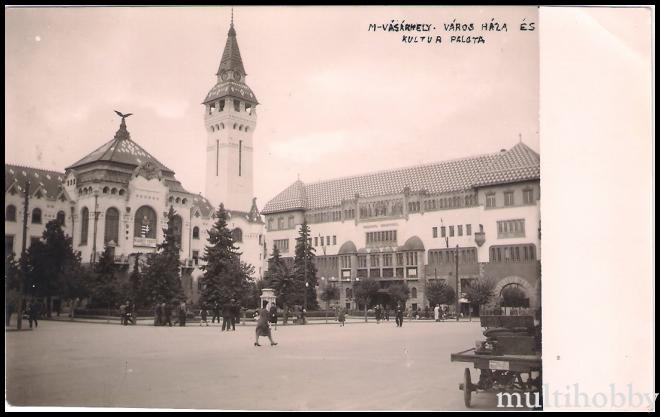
[262,142,541,313]
[4,21,265,305]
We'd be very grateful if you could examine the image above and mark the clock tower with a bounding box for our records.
[203,18,258,212]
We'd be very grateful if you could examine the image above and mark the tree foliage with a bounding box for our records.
[140,206,185,306]
[464,278,496,309]
[501,285,528,307]
[320,285,340,304]
[87,245,123,309]
[425,280,456,306]
[199,204,254,306]
[387,283,410,306]
[292,221,318,309]
[24,219,88,314]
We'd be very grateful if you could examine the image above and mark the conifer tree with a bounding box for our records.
[88,245,122,309]
[140,206,185,306]
[200,204,254,306]
[266,246,294,320]
[292,220,318,310]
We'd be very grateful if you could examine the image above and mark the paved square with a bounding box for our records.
[6,319,502,410]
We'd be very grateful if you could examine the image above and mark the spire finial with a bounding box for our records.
[519,133,522,143]
[231,7,234,26]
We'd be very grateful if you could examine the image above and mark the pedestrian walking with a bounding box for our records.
[178,301,187,326]
[384,306,390,321]
[200,306,209,326]
[221,300,233,331]
[301,308,307,325]
[375,305,382,324]
[395,302,404,327]
[338,306,346,327]
[434,304,441,322]
[254,307,278,347]
[212,301,220,324]
[268,302,278,331]
[28,299,41,329]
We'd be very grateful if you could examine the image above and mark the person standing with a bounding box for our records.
[384,306,390,322]
[212,301,220,324]
[395,302,404,328]
[163,303,173,327]
[375,305,382,324]
[178,301,187,327]
[254,307,278,347]
[434,304,441,322]
[28,299,41,329]
[268,302,278,331]
[230,299,239,331]
[221,300,233,331]
[155,303,163,326]
[126,301,136,325]
[200,305,209,326]
[338,306,346,327]
[119,303,127,326]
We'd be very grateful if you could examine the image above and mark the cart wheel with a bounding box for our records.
[463,368,472,408]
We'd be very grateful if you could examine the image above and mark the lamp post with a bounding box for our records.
[91,190,100,265]
[16,180,30,330]
[455,244,460,322]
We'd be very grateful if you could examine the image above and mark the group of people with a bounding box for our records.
[153,301,189,326]
[201,299,242,330]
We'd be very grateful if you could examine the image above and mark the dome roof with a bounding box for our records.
[338,240,357,254]
[399,236,425,251]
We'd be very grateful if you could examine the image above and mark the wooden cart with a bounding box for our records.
[450,314,542,408]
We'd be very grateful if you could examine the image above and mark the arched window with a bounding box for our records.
[175,197,181,203]
[411,287,417,299]
[232,227,243,243]
[31,208,42,224]
[182,198,187,205]
[80,207,89,245]
[210,125,215,132]
[56,210,66,225]
[171,215,183,246]
[103,186,109,194]
[192,226,200,240]
[118,189,125,196]
[104,207,120,244]
[134,206,157,239]
[111,188,117,195]
[219,123,224,129]
[5,205,16,222]
[245,126,249,132]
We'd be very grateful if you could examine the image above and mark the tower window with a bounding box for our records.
[218,100,225,112]
[233,100,241,112]
[233,123,237,130]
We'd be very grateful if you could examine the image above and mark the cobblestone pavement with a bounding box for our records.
[6,318,508,410]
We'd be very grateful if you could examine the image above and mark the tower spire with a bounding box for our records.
[231,7,234,26]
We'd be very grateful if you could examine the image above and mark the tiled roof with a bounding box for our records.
[217,24,246,77]
[203,81,258,104]
[66,121,174,174]
[473,142,540,187]
[262,143,540,215]
[5,164,65,199]
[190,194,216,218]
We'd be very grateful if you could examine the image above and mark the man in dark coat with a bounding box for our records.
[163,303,173,327]
[221,300,233,331]
[178,302,187,326]
[28,300,42,329]
[269,303,278,331]
[231,299,241,330]
[395,302,405,328]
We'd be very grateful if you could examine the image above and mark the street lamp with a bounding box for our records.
[455,244,460,322]
[92,189,100,265]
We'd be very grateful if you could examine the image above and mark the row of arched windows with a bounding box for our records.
[168,196,188,205]
[5,205,65,225]
[209,123,250,133]
[102,187,126,196]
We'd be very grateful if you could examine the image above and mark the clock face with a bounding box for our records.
[233,71,241,81]
[221,71,229,81]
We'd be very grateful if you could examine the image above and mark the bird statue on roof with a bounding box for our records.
[114,110,133,123]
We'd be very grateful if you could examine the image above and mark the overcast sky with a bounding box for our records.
[5,6,539,206]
